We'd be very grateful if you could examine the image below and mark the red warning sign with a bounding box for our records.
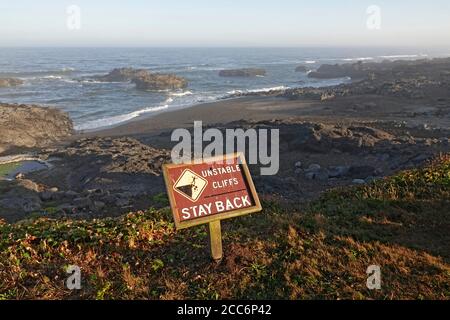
[163,153,262,229]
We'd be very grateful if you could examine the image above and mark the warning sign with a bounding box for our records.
[163,153,262,230]
[173,169,208,202]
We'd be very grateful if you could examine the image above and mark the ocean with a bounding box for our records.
[0,47,445,131]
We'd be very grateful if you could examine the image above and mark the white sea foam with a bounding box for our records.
[304,60,316,64]
[79,80,107,84]
[42,75,63,80]
[64,79,123,84]
[342,57,374,61]
[379,54,428,59]
[11,68,76,78]
[196,66,225,71]
[227,85,289,95]
[24,75,64,81]
[170,90,193,97]
[75,104,170,131]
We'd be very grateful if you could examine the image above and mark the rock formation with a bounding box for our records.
[0,78,24,87]
[0,137,172,221]
[295,66,308,73]
[91,68,188,90]
[308,61,368,79]
[0,103,73,155]
[93,68,149,82]
[229,57,450,102]
[132,73,188,90]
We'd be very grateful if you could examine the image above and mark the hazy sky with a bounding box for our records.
[1,0,449,47]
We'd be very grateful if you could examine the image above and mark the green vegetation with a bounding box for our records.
[0,155,449,300]
[0,162,21,179]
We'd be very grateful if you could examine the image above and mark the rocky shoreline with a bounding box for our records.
[0,137,171,221]
[0,103,73,155]
[1,118,448,222]
[1,57,450,222]
[227,57,450,102]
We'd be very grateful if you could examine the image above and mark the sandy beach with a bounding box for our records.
[83,92,450,141]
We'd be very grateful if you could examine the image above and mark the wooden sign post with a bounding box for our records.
[208,220,223,260]
[162,153,262,261]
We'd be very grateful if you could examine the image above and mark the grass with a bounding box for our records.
[0,155,449,300]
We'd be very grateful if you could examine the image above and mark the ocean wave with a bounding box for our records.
[304,60,316,64]
[72,79,109,84]
[42,75,63,80]
[379,54,428,59]
[341,57,374,61]
[75,104,170,131]
[170,90,193,97]
[0,68,75,78]
[186,66,223,71]
[22,74,65,82]
[227,85,289,95]
[64,78,133,85]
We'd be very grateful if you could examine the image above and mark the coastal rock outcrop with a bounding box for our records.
[0,179,44,220]
[232,57,450,101]
[0,137,173,221]
[51,137,171,176]
[308,61,368,79]
[0,103,73,155]
[282,122,395,154]
[295,66,308,73]
[93,68,149,82]
[132,73,188,90]
[0,78,24,87]
[92,67,188,90]
[219,68,266,77]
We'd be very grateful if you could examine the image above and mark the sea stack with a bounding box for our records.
[90,67,188,90]
[0,78,24,88]
[132,73,188,90]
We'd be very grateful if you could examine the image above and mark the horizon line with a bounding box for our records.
[1,45,449,49]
